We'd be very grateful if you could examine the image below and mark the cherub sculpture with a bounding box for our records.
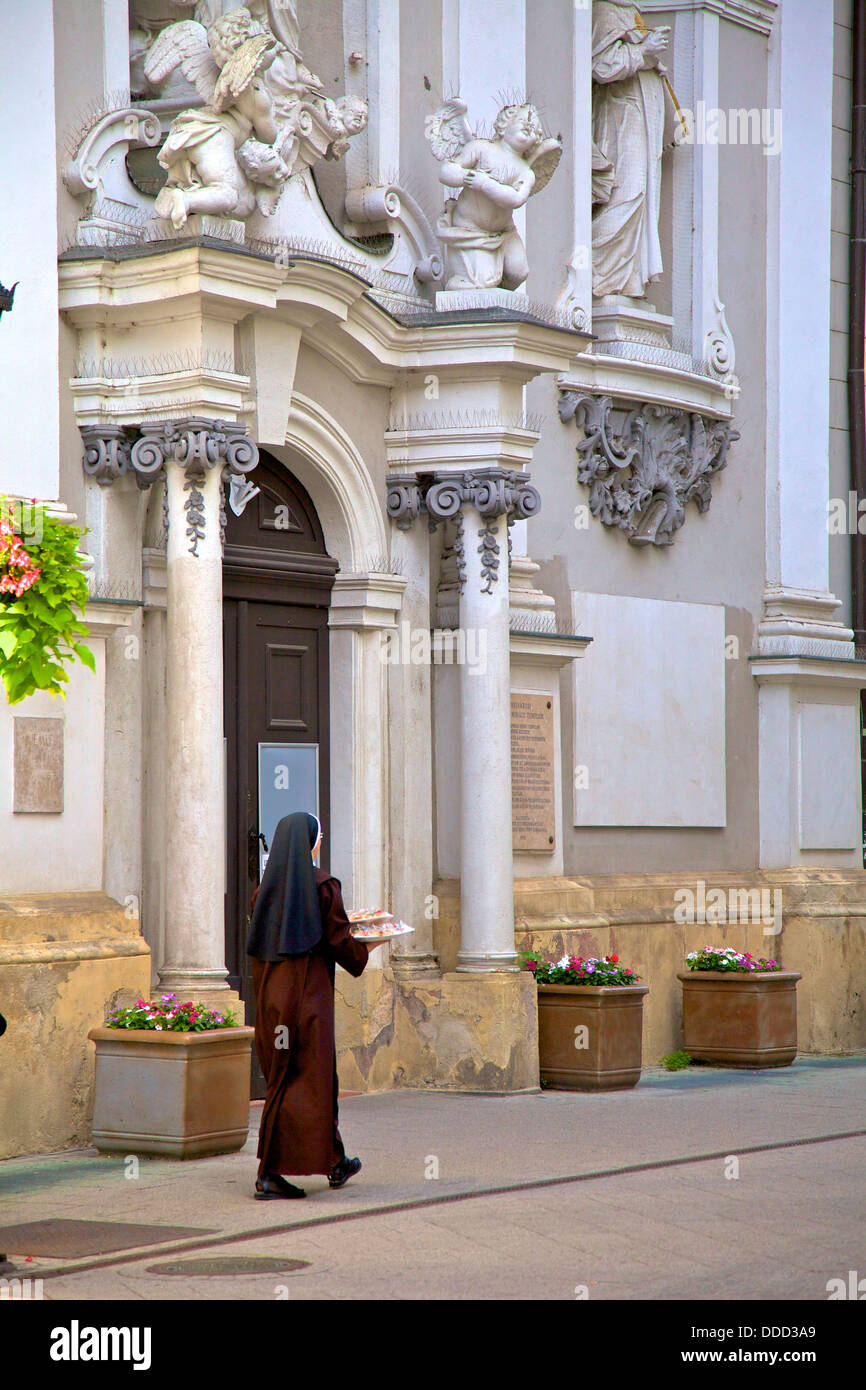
[424,100,562,291]
[144,7,285,227]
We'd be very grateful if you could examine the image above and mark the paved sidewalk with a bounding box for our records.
[1,1057,865,1300]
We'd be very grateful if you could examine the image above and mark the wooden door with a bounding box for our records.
[222,453,338,1094]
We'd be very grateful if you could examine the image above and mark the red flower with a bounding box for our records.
[526,959,538,973]
[609,954,619,963]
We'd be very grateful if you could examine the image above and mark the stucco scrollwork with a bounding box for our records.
[559,391,739,547]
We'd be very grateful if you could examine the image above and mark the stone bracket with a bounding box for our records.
[559,390,739,548]
[63,107,162,201]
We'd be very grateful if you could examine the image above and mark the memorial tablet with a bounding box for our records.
[511,693,555,851]
[14,717,64,813]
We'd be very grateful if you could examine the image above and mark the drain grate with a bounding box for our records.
[146,1256,310,1277]
[0,1220,218,1258]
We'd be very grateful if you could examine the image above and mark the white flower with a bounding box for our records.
[556,955,570,969]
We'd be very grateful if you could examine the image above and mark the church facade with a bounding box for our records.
[2,0,865,1157]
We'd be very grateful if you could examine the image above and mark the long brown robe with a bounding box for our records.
[251,869,368,1178]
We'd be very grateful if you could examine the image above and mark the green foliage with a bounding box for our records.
[0,500,95,705]
[660,1049,692,1071]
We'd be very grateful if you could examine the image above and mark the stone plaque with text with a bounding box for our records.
[511,693,555,851]
[13,717,64,813]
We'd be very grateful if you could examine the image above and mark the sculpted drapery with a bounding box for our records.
[591,1,669,299]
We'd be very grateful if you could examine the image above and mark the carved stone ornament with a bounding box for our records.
[81,418,259,557]
[385,468,540,592]
[559,392,739,547]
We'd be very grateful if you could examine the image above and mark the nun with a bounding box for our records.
[246,810,371,1199]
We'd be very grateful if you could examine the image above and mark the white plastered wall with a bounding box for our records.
[0,644,105,893]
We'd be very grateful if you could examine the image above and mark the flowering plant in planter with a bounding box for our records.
[105,994,238,1032]
[90,994,251,1157]
[521,952,641,986]
[0,498,94,704]
[523,952,648,1090]
[685,947,781,973]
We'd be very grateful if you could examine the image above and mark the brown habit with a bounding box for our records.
[252,869,368,1178]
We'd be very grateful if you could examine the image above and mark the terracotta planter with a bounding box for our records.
[88,1025,255,1158]
[537,983,649,1090]
[678,970,802,1067]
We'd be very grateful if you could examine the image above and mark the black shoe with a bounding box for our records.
[328,1156,362,1189]
[255,1174,306,1200]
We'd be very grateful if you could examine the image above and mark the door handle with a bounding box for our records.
[248,827,269,882]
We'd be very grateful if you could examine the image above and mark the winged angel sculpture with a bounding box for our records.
[424,100,562,291]
[144,8,284,226]
[143,5,367,228]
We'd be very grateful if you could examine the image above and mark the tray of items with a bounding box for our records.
[348,909,415,945]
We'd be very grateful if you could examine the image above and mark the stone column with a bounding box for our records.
[130,418,258,1005]
[424,469,541,972]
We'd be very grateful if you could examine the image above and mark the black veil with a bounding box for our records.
[246,811,322,960]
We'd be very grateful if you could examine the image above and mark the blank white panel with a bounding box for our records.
[572,591,726,827]
[799,702,861,850]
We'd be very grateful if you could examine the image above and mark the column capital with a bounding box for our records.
[386,467,541,528]
[81,423,135,487]
[81,418,259,489]
[81,418,260,558]
[129,417,259,487]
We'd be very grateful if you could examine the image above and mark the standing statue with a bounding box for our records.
[424,100,562,291]
[591,2,671,299]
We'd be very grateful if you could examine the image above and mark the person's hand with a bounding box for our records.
[641,26,670,67]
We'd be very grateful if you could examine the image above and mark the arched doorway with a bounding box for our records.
[222,449,338,1077]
